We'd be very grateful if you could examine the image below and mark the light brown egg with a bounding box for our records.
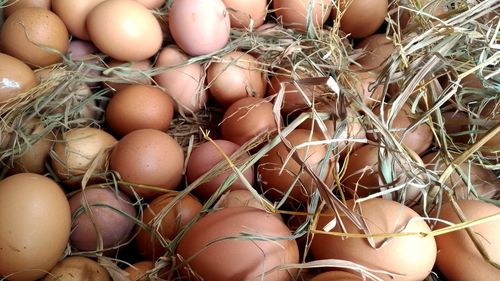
[273,0,332,32]
[223,0,267,29]
[356,33,395,70]
[312,198,437,281]
[0,53,38,103]
[123,261,154,281]
[110,129,184,199]
[422,152,499,201]
[43,256,110,281]
[221,97,278,145]
[0,173,71,281]
[87,0,163,61]
[186,139,254,200]
[103,59,152,92]
[177,207,299,281]
[368,104,433,155]
[51,127,117,187]
[207,51,267,107]
[340,67,384,108]
[3,0,51,18]
[433,200,500,281]
[106,84,175,136]
[168,0,231,56]
[258,129,332,203]
[334,0,388,38]
[135,192,202,259]
[134,0,165,9]
[52,0,105,40]
[154,46,208,113]
[310,270,364,281]
[0,7,69,67]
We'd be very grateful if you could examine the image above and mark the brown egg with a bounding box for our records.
[311,198,437,281]
[135,192,202,259]
[368,104,433,155]
[124,261,154,281]
[177,207,299,281]
[69,188,137,252]
[0,53,38,103]
[103,59,152,92]
[393,0,447,30]
[52,0,105,40]
[298,109,366,159]
[216,189,266,210]
[0,173,71,281]
[221,97,277,145]
[341,144,425,205]
[43,256,110,281]
[340,67,384,108]
[334,0,388,38]
[433,200,500,281]
[110,129,184,199]
[0,7,69,67]
[51,127,117,187]
[106,85,175,136]
[3,0,51,18]
[67,39,99,60]
[168,0,231,56]
[186,139,254,201]
[259,129,333,203]
[356,33,395,70]
[441,111,471,144]
[87,0,163,61]
[422,152,499,201]
[310,270,364,281]
[11,118,55,174]
[273,0,332,32]
[154,46,208,113]
[134,0,165,9]
[223,0,267,29]
[207,51,267,107]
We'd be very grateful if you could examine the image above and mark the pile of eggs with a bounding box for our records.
[0,0,498,280]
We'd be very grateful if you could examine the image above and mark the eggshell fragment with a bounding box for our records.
[0,7,69,67]
[0,173,71,281]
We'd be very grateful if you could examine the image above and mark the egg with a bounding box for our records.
[0,7,69,67]
[216,189,267,210]
[135,192,202,259]
[51,127,117,187]
[222,0,267,29]
[258,129,332,203]
[134,0,165,9]
[368,104,433,155]
[51,0,105,40]
[433,200,500,281]
[168,0,231,56]
[154,46,208,113]
[311,198,437,281]
[0,173,71,281]
[103,59,152,92]
[334,0,388,38]
[298,108,366,159]
[309,270,364,281]
[67,39,99,60]
[69,187,137,252]
[221,96,278,145]
[106,85,175,136]
[86,0,163,61]
[43,256,110,281]
[356,33,395,70]
[110,129,184,199]
[186,139,254,201]
[0,53,38,103]
[273,0,332,32]
[123,261,154,281]
[3,0,51,18]
[177,207,299,281]
[207,51,267,107]
[340,67,384,108]
[341,144,424,205]
[422,152,499,201]
[10,118,55,174]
